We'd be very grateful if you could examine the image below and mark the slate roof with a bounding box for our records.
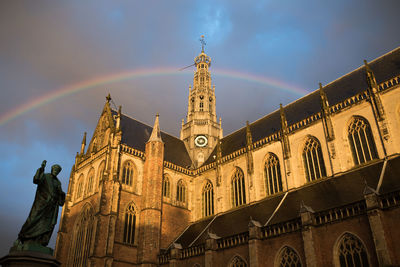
[204,46,400,165]
[174,156,400,248]
[118,112,192,168]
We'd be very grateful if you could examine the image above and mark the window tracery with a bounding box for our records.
[97,161,105,186]
[163,174,171,198]
[121,161,134,186]
[348,117,378,165]
[277,246,302,267]
[123,203,136,245]
[202,180,214,217]
[265,153,283,195]
[86,168,94,195]
[229,255,247,267]
[336,233,369,267]
[75,174,84,200]
[176,179,186,205]
[302,137,326,182]
[231,167,246,207]
[69,205,94,267]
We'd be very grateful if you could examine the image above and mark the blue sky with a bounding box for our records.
[1,0,400,255]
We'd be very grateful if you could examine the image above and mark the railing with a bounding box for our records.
[158,252,170,264]
[377,75,400,92]
[314,201,366,226]
[121,144,145,159]
[180,244,205,259]
[216,232,249,250]
[262,218,301,239]
[379,190,400,209]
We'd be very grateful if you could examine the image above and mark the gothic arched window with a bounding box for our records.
[348,117,378,165]
[176,179,186,205]
[121,161,134,186]
[336,233,369,267]
[123,203,136,245]
[162,174,170,198]
[231,167,246,207]
[86,168,95,195]
[97,161,105,186]
[202,181,214,217]
[75,174,84,200]
[303,137,326,182]
[70,205,94,267]
[229,255,247,267]
[276,246,302,267]
[265,153,283,195]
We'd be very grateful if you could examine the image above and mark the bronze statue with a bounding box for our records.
[14,160,65,250]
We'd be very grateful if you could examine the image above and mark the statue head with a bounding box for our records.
[51,164,62,176]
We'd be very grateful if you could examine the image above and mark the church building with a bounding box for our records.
[55,45,400,267]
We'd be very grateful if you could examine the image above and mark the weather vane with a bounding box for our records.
[199,35,206,52]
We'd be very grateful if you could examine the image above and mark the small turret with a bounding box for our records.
[148,113,162,142]
[80,132,87,155]
[280,104,291,159]
[116,105,122,130]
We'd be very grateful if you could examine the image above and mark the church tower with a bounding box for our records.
[180,36,223,167]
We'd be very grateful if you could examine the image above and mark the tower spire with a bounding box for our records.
[148,113,162,142]
[180,39,222,167]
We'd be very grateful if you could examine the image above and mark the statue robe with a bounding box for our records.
[18,167,65,246]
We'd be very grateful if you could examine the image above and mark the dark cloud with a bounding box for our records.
[1,0,399,255]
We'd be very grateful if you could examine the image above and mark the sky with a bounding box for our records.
[1,0,400,256]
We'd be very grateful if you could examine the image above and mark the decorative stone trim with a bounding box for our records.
[180,244,205,259]
[216,232,249,250]
[120,144,145,159]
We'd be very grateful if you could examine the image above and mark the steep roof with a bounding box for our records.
[174,156,400,248]
[204,46,400,165]
[118,112,192,168]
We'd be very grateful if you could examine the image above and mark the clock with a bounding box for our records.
[195,135,208,147]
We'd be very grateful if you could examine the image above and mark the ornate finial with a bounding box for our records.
[106,93,112,103]
[199,35,206,52]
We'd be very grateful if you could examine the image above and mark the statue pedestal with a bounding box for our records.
[0,250,60,267]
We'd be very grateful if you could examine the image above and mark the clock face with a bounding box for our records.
[195,135,208,147]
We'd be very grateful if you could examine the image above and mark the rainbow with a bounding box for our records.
[0,67,308,127]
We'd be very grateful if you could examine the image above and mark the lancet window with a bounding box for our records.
[202,180,214,217]
[121,160,134,186]
[97,161,105,186]
[302,137,326,182]
[86,168,94,195]
[176,179,186,204]
[348,117,378,165]
[162,174,171,198]
[264,153,283,195]
[123,203,136,245]
[229,255,247,267]
[277,246,302,267]
[75,174,84,200]
[69,205,94,267]
[231,167,246,207]
[336,233,369,267]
